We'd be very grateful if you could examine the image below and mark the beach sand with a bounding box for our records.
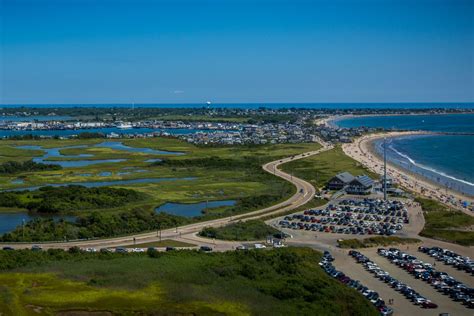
[342,131,473,215]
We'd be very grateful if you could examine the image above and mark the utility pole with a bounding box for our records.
[383,137,387,201]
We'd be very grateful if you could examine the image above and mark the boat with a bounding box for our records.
[117,122,133,129]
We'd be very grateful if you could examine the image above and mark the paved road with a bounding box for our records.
[0,143,332,249]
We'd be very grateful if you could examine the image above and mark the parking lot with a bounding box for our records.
[270,196,473,315]
[378,247,473,308]
[325,246,473,316]
[274,198,414,238]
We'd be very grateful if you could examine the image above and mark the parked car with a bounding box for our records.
[115,247,128,253]
[200,246,213,252]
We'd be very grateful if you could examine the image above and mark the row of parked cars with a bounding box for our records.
[349,250,438,309]
[277,198,409,236]
[303,210,407,224]
[378,248,473,309]
[1,245,213,253]
[338,198,408,212]
[278,219,402,236]
[419,246,474,275]
[319,250,393,315]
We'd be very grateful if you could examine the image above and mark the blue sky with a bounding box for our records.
[1,0,473,104]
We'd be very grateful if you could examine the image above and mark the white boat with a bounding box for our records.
[117,122,133,129]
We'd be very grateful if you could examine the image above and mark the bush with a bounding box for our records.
[199,220,279,241]
[0,185,146,213]
[0,160,62,174]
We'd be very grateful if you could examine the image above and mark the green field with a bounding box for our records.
[417,197,474,246]
[281,146,379,189]
[0,248,378,315]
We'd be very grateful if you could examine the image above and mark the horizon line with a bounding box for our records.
[1,101,474,106]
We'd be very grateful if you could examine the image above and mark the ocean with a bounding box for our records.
[335,114,474,197]
[1,102,474,109]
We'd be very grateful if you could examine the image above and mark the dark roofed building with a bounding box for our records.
[346,175,374,195]
[327,172,355,190]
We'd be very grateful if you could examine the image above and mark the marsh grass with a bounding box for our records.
[0,248,378,315]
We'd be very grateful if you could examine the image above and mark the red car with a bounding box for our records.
[421,301,438,309]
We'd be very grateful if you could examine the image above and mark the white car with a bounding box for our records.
[414,297,427,305]
[131,248,145,253]
[254,243,266,249]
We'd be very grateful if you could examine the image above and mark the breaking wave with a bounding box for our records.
[388,145,474,187]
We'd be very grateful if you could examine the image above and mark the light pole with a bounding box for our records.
[383,137,387,201]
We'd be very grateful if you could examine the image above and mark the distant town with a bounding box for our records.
[0,107,472,145]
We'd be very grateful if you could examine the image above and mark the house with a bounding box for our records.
[346,175,374,195]
[327,172,355,190]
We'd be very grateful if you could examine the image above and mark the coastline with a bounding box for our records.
[342,132,473,214]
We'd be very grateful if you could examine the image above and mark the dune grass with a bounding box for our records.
[417,197,474,246]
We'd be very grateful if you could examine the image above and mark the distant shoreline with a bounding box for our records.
[325,112,474,129]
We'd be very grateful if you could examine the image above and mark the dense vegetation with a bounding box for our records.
[0,248,378,315]
[0,185,145,213]
[200,220,279,241]
[0,208,188,242]
[417,197,474,246]
[0,160,61,174]
[338,236,421,249]
[281,146,379,189]
[154,155,261,169]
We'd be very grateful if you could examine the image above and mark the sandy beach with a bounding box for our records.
[314,115,334,126]
[342,131,473,215]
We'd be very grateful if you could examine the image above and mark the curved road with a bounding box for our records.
[1,142,332,249]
